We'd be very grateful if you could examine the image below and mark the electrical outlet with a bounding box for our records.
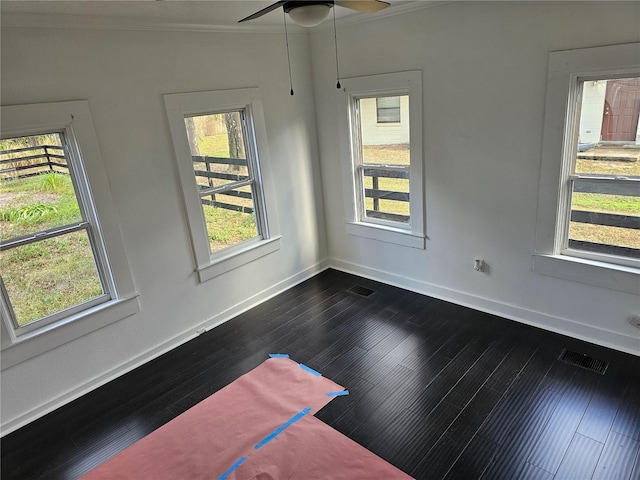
[474,259,485,272]
[628,315,640,329]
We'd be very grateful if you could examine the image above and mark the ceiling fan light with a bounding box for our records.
[288,4,331,27]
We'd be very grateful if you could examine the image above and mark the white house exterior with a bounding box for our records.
[580,79,640,144]
[360,96,410,146]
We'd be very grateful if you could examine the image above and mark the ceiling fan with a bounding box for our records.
[239,0,390,27]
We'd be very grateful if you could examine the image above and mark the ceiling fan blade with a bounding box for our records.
[238,1,287,23]
[334,0,390,13]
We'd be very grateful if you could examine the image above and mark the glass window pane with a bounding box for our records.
[576,77,640,176]
[185,113,250,190]
[376,96,401,123]
[570,77,640,259]
[184,111,263,255]
[1,230,104,327]
[0,134,82,242]
[201,185,259,253]
[569,223,640,251]
[363,170,410,223]
[377,96,401,109]
[358,96,410,165]
[356,95,411,225]
[569,189,640,253]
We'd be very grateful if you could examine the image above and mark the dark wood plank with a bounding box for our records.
[527,370,597,473]
[519,462,554,480]
[479,387,562,479]
[554,433,603,480]
[591,431,640,480]
[444,433,499,480]
[577,369,629,443]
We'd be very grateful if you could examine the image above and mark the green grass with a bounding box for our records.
[2,232,103,326]
[0,173,82,241]
[202,202,258,253]
[570,193,639,249]
[572,193,640,216]
[198,133,230,157]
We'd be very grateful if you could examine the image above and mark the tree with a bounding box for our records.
[184,117,200,156]
[224,113,245,171]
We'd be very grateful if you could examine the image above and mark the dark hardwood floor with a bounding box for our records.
[2,269,639,479]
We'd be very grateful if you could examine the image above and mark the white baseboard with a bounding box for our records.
[1,260,329,436]
[329,258,640,357]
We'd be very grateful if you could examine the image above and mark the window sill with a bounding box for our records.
[196,236,282,283]
[1,295,140,370]
[346,222,425,249]
[532,253,639,294]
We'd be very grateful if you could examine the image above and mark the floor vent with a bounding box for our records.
[559,349,609,375]
[348,285,375,297]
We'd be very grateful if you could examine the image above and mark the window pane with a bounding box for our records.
[184,112,263,254]
[357,96,410,224]
[363,169,410,223]
[358,97,410,165]
[569,77,640,259]
[569,222,640,252]
[1,230,104,327]
[376,97,401,109]
[0,134,82,242]
[376,96,401,123]
[201,185,259,253]
[568,188,640,255]
[185,113,250,189]
[577,77,640,176]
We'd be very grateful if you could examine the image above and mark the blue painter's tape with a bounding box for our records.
[218,456,247,480]
[327,390,349,397]
[254,407,312,450]
[269,353,290,358]
[299,364,322,377]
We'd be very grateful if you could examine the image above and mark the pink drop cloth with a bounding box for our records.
[80,357,413,479]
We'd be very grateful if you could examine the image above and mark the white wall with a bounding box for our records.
[0,26,327,433]
[311,2,639,356]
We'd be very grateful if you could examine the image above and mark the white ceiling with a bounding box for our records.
[1,1,442,31]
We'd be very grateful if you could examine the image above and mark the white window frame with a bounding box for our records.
[164,88,280,283]
[0,101,139,369]
[533,43,640,294]
[338,71,425,249]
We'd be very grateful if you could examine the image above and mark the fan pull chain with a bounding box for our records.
[283,10,294,95]
[333,6,341,89]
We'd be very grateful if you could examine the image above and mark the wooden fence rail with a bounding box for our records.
[193,155,254,214]
[363,166,410,223]
[0,145,67,179]
[571,176,640,258]
[2,150,636,257]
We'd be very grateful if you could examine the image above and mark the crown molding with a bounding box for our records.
[0,12,306,34]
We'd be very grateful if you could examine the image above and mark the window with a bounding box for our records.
[534,43,640,294]
[1,133,109,332]
[339,71,424,248]
[184,111,264,255]
[0,101,139,368]
[566,77,640,262]
[164,88,280,282]
[376,96,401,123]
